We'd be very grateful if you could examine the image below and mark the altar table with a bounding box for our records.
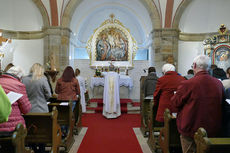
[90,75,133,98]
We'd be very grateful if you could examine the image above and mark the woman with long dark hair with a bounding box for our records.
[55,66,80,101]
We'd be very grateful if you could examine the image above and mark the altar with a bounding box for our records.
[90,75,133,98]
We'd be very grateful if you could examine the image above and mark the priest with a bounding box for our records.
[102,62,121,118]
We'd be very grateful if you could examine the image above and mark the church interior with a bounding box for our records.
[1,0,230,153]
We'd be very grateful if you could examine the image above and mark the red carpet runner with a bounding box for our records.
[77,113,143,153]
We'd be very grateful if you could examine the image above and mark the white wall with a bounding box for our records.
[179,0,230,33]
[74,59,149,100]
[0,0,43,31]
[178,41,203,76]
[178,0,230,76]
[0,0,44,75]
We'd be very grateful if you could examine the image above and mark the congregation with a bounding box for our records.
[0,54,230,153]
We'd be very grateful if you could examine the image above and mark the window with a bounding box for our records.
[74,48,89,59]
[134,49,149,60]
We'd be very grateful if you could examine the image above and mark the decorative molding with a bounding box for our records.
[1,27,72,40]
[179,32,218,41]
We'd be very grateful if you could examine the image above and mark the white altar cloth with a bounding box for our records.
[90,75,133,90]
[102,72,121,118]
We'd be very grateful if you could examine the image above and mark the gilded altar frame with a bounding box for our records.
[87,15,137,69]
[204,24,230,71]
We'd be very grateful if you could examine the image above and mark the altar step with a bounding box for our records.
[86,98,140,114]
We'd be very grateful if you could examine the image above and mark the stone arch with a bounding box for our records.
[32,0,50,27]
[61,0,161,29]
[172,0,193,29]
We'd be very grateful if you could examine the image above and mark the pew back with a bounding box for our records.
[48,102,75,152]
[159,108,181,153]
[0,123,34,153]
[23,107,61,153]
[147,101,164,152]
[194,128,230,153]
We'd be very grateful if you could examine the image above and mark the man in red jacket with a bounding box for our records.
[171,55,225,153]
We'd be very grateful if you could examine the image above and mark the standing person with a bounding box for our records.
[22,63,52,113]
[102,62,120,119]
[171,55,225,153]
[55,66,80,137]
[55,66,80,102]
[222,66,230,89]
[153,63,185,122]
[0,66,31,152]
[142,67,158,98]
[22,63,51,153]
[0,66,31,131]
[75,68,87,112]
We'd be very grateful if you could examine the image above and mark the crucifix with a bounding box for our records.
[0,29,12,71]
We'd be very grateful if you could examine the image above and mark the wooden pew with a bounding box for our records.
[48,101,75,152]
[23,106,61,153]
[140,76,150,137]
[147,101,164,152]
[140,95,152,137]
[0,123,34,153]
[48,98,82,135]
[159,108,182,153]
[194,128,230,153]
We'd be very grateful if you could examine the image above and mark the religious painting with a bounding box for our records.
[96,28,128,61]
[213,45,230,71]
[203,24,230,71]
[87,14,137,69]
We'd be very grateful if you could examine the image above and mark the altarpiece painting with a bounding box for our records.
[204,24,230,71]
[87,14,137,69]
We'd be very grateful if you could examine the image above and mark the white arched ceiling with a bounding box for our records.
[0,0,43,31]
[70,0,152,47]
[179,0,230,33]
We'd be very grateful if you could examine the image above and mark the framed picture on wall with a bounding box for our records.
[204,24,230,71]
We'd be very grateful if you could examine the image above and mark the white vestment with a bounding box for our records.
[76,76,86,112]
[103,72,121,118]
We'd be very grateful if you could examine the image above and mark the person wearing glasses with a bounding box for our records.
[171,55,225,153]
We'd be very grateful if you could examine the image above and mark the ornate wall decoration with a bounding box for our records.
[203,24,230,70]
[87,14,137,69]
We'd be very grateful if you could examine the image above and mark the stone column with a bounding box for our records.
[43,26,71,73]
[152,28,180,72]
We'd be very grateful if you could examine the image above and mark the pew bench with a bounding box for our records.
[194,128,230,153]
[23,106,61,153]
[48,98,82,135]
[0,123,34,153]
[159,108,182,153]
[140,93,153,137]
[48,101,75,152]
[147,101,164,152]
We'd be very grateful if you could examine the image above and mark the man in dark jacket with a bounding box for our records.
[171,55,225,153]
[142,67,158,98]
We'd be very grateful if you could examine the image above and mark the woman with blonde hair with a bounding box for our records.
[22,63,51,113]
